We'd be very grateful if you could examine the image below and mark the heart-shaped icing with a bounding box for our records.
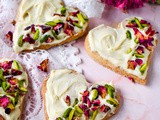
[0,59,28,120]
[13,0,88,53]
[85,17,158,84]
[42,69,120,120]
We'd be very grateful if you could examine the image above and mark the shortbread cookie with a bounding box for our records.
[13,0,88,53]
[0,59,28,120]
[41,69,120,120]
[85,17,158,84]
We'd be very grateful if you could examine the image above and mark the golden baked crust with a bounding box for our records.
[85,35,158,85]
[41,70,121,120]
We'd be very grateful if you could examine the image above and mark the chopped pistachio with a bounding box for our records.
[134,17,143,29]
[69,109,75,120]
[12,60,20,70]
[73,22,82,28]
[91,110,98,120]
[19,86,27,92]
[91,89,98,101]
[106,97,118,107]
[134,38,139,44]
[40,35,49,43]
[126,30,132,40]
[126,48,132,54]
[63,108,72,118]
[72,98,78,107]
[61,6,66,15]
[75,105,83,114]
[33,29,40,40]
[77,13,86,24]
[105,84,115,98]
[52,30,59,40]
[45,20,61,27]
[2,82,10,92]
[134,53,144,58]
[139,63,148,74]
[18,35,24,47]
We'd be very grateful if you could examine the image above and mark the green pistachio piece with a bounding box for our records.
[73,22,82,28]
[91,110,98,120]
[75,105,83,114]
[105,84,115,98]
[69,109,75,120]
[91,89,98,101]
[45,20,61,27]
[33,29,40,40]
[18,35,24,47]
[134,53,144,58]
[72,98,78,107]
[19,86,27,92]
[82,14,88,21]
[2,82,10,92]
[139,63,148,74]
[18,79,25,87]
[61,6,66,15]
[141,24,148,28]
[63,108,72,118]
[52,30,59,40]
[57,117,63,120]
[0,69,5,81]
[77,13,86,24]
[134,17,143,29]
[134,38,139,44]
[12,60,20,70]
[40,35,49,43]
[74,111,82,117]
[126,48,132,54]
[11,97,16,106]
[126,30,132,40]
[106,97,118,107]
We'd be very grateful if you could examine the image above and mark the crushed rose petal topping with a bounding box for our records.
[37,59,49,72]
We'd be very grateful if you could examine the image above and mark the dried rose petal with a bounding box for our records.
[8,78,18,85]
[135,59,143,65]
[91,106,99,111]
[69,11,80,16]
[66,17,78,25]
[6,31,13,41]
[82,90,89,97]
[64,23,74,36]
[92,99,100,106]
[37,59,49,72]
[136,46,144,54]
[3,70,10,76]
[82,96,87,103]
[126,23,138,28]
[128,77,135,83]
[133,28,144,40]
[79,104,87,111]
[87,98,91,107]
[46,36,54,43]
[65,95,71,106]
[11,69,22,76]
[97,86,107,98]
[127,60,137,70]
[6,85,18,93]
[24,24,35,31]
[0,61,13,70]
[31,25,36,34]
[54,23,64,34]
[23,34,35,44]
[0,96,10,109]
[100,104,110,113]
[37,25,51,34]
[53,13,65,17]
[84,109,89,119]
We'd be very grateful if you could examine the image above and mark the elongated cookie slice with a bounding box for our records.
[13,0,88,53]
[0,59,28,120]
[41,69,120,120]
[85,17,158,84]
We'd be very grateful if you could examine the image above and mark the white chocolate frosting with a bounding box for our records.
[88,17,158,79]
[13,0,88,53]
[0,59,28,120]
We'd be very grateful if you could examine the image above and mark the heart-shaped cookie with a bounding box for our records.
[0,59,28,120]
[13,0,88,53]
[85,17,158,84]
[41,69,120,120]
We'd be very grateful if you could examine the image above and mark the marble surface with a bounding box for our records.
[74,4,160,120]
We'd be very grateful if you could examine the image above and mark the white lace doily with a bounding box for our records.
[0,0,104,119]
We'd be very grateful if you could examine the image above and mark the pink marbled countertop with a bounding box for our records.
[74,4,160,120]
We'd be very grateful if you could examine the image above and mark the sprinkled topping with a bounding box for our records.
[37,59,49,72]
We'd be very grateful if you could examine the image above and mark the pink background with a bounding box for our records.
[74,4,160,120]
